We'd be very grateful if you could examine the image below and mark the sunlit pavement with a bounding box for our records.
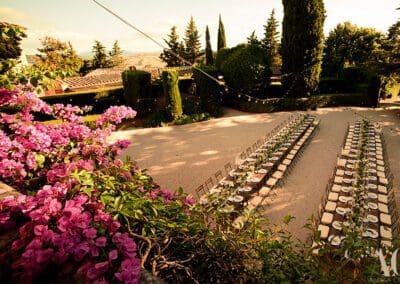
[112,106,400,241]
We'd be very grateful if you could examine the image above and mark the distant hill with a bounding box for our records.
[78,51,165,68]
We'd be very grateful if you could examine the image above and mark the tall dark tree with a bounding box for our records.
[160,26,184,67]
[281,0,325,97]
[387,20,400,63]
[109,40,125,68]
[247,31,261,46]
[36,37,83,76]
[262,9,281,66]
[183,17,202,64]
[217,14,227,51]
[92,40,109,69]
[205,26,214,65]
[0,22,26,73]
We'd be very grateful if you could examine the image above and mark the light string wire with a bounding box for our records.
[92,0,360,107]
[91,0,316,104]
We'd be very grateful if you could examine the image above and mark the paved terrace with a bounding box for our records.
[112,106,400,241]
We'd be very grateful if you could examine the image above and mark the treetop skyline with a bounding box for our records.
[0,0,398,54]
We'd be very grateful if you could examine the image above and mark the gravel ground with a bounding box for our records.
[112,105,400,241]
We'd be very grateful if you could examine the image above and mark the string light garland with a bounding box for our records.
[91,0,316,106]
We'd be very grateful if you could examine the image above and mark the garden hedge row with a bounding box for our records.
[193,67,223,117]
[224,93,376,113]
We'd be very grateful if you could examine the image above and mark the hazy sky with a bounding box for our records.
[1,0,398,54]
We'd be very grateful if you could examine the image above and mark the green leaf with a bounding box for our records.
[283,214,295,225]
[34,153,46,169]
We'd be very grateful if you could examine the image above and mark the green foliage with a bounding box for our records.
[122,70,152,117]
[0,64,57,91]
[193,66,223,117]
[380,73,400,99]
[387,20,400,63]
[281,0,325,97]
[0,22,26,73]
[323,22,387,78]
[79,59,93,76]
[217,14,227,51]
[80,158,268,283]
[159,26,184,67]
[171,113,212,125]
[35,36,83,76]
[247,31,261,46]
[183,17,203,64]
[205,26,214,66]
[92,40,109,69]
[162,69,183,119]
[108,40,125,68]
[216,44,271,93]
[262,9,281,67]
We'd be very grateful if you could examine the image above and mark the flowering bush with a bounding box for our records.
[0,87,140,283]
[0,86,300,284]
[1,86,254,283]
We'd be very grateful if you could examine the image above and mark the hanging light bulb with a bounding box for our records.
[238,94,241,98]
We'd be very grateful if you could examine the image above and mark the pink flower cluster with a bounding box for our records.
[96,105,137,128]
[146,188,195,206]
[0,87,141,283]
[0,88,135,189]
[0,184,140,283]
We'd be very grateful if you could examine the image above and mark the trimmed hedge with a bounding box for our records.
[193,66,223,117]
[122,70,153,117]
[224,93,375,113]
[162,69,183,120]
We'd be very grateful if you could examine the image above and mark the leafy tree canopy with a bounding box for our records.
[36,36,83,76]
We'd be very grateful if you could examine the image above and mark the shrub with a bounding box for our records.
[161,69,182,120]
[193,66,223,117]
[0,86,270,283]
[225,93,375,113]
[343,66,369,84]
[0,87,140,283]
[319,78,351,93]
[216,44,271,94]
[380,73,400,99]
[366,75,381,107]
[122,70,152,117]
[40,87,124,116]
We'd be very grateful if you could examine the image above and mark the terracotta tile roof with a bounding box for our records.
[53,66,194,93]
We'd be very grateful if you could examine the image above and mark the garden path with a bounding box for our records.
[113,106,400,241]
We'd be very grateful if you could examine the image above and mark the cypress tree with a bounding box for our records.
[162,69,183,119]
[247,31,261,46]
[217,14,227,51]
[183,17,202,64]
[92,40,109,69]
[160,26,183,67]
[281,0,325,97]
[262,9,281,66]
[205,25,214,65]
